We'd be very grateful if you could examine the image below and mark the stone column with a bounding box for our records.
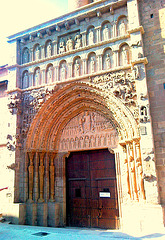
[135,140,146,200]
[113,50,119,67]
[54,65,59,82]
[82,58,87,75]
[52,40,58,55]
[30,48,33,62]
[124,146,131,197]
[45,152,50,201]
[38,152,45,202]
[28,152,34,202]
[97,54,103,71]
[41,45,45,59]
[34,152,39,202]
[41,68,46,85]
[68,62,73,78]
[96,26,101,43]
[24,152,29,202]
[81,31,87,47]
[49,153,56,202]
[113,21,117,38]
[28,72,33,87]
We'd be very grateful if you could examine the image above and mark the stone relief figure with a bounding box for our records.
[35,45,40,60]
[74,59,80,77]
[90,57,95,73]
[66,36,74,51]
[75,34,82,49]
[47,66,53,83]
[61,63,66,80]
[103,24,109,40]
[23,71,29,89]
[23,48,29,64]
[119,20,126,36]
[121,46,129,65]
[105,54,111,69]
[81,111,91,133]
[59,38,66,54]
[46,41,52,57]
[88,28,94,45]
[34,69,40,86]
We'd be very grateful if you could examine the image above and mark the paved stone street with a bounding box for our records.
[0,223,165,240]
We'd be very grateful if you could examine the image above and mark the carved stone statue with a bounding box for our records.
[46,42,52,57]
[61,63,66,80]
[119,20,126,36]
[23,48,29,63]
[38,153,45,202]
[47,66,53,83]
[35,45,40,60]
[90,57,95,73]
[88,28,94,45]
[105,54,111,69]
[103,25,109,40]
[28,152,34,202]
[82,112,91,133]
[66,36,74,51]
[59,38,65,54]
[23,72,29,88]
[34,69,40,86]
[74,59,80,77]
[49,154,55,201]
[75,34,81,49]
[121,47,129,65]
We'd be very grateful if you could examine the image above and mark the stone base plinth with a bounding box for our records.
[121,202,165,235]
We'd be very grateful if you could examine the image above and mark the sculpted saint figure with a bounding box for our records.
[46,42,52,57]
[81,112,91,133]
[90,57,95,73]
[59,38,65,54]
[122,47,129,65]
[35,45,40,60]
[119,20,126,36]
[103,25,109,40]
[75,34,81,49]
[23,48,29,63]
[61,63,66,80]
[74,59,80,77]
[23,72,29,88]
[105,54,111,69]
[66,36,74,51]
[47,66,53,83]
[88,28,94,45]
[35,69,40,86]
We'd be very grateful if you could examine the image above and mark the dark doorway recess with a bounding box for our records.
[66,149,119,229]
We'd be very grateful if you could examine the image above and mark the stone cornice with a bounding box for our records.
[7,0,127,43]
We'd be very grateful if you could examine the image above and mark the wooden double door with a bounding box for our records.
[66,149,119,229]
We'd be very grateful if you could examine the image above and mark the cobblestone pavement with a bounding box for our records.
[0,223,165,240]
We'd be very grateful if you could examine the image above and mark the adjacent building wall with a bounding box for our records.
[139,0,165,223]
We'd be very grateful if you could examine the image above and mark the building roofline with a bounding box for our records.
[7,0,126,42]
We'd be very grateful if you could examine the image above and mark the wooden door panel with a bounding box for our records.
[66,149,119,229]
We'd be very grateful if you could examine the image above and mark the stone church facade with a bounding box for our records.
[0,0,165,232]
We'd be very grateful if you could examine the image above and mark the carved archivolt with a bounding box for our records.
[26,81,139,151]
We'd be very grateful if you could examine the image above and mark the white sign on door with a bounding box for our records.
[99,192,111,198]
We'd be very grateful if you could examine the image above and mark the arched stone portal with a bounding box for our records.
[24,82,144,227]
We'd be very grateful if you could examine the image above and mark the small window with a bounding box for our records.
[75,188,81,198]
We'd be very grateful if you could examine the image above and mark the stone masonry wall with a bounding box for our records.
[139,0,165,208]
